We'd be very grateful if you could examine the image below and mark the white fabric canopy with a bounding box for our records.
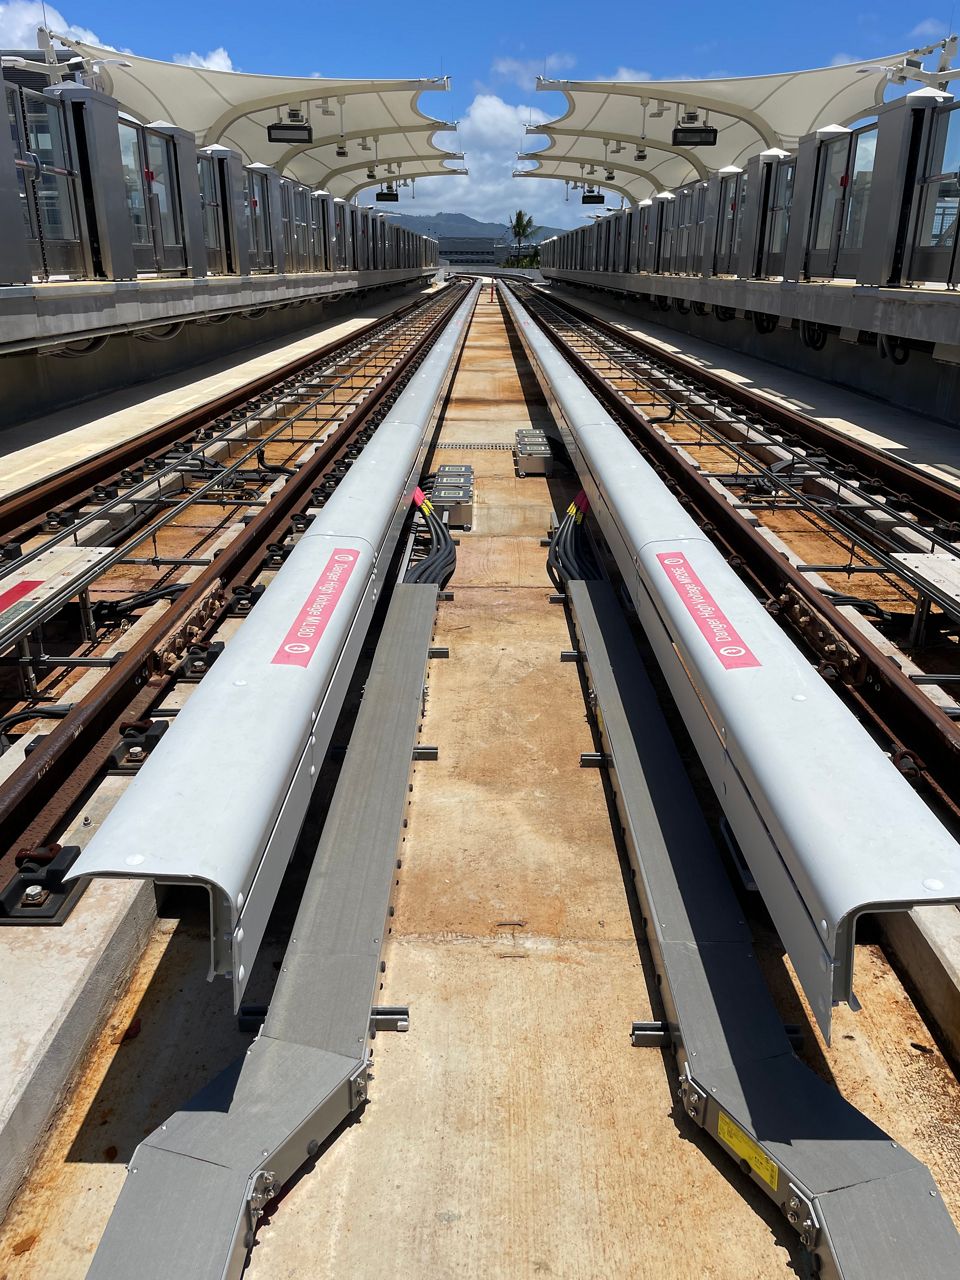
[56,37,466,193]
[516,42,956,202]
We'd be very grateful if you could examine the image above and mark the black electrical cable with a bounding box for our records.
[0,704,74,755]
[95,582,190,616]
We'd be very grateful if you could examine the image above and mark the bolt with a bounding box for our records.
[23,885,44,904]
[788,1196,801,1212]
[127,745,145,762]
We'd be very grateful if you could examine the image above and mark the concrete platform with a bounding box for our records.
[543,268,960,347]
[0,268,432,354]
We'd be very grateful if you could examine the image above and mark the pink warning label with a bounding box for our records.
[0,580,42,615]
[656,552,761,670]
[271,549,361,667]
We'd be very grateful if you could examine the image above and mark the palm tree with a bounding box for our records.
[509,209,539,266]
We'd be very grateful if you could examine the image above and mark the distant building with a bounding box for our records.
[438,237,500,265]
[438,237,539,267]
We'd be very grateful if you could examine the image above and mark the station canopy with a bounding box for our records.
[514,41,956,205]
[55,36,467,199]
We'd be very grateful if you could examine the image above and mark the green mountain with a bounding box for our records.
[387,211,566,243]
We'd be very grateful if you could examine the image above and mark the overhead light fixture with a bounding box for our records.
[366,166,376,180]
[605,168,615,181]
[318,97,336,117]
[268,121,313,143]
[582,186,604,205]
[611,141,624,155]
[672,124,718,146]
[376,181,399,203]
[335,137,348,158]
[635,147,647,161]
[359,137,371,151]
[649,100,666,118]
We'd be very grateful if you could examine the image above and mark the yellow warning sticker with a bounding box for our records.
[717,1112,780,1192]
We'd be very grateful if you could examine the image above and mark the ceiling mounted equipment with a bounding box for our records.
[671,124,719,146]
[267,121,313,143]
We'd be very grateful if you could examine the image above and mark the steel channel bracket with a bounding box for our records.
[556,572,960,1280]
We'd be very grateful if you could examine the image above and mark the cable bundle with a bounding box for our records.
[546,490,600,589]
[404,488,457,588]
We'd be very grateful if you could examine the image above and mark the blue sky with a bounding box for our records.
[0,1,952,227]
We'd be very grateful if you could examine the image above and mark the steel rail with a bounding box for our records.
[536,285,960,524]
[0,283,471,871]
[504,282,960,819]
[526,295,960,624]
[0,286,452,541]
[0,297,455,656]
[0,293,444,570]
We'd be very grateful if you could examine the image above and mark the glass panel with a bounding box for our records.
[281,183,293,256]
[841,128,877,250]
[146,134,180,247]
[118,123,151,244]
[732,174,747,262]
[767,161,795,259]
[813,138,849,251]
[7,88,34,236]
[23,92,76,241]
[717,176,736,263]
[915,110,960,258]
[198,157,221,249]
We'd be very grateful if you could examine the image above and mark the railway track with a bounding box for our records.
[2,281,960,1280]
[0,280,470,919]
[506,281,960,824]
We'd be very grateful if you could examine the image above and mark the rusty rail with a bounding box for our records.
[508,283,960,820]
[0,282,470,868]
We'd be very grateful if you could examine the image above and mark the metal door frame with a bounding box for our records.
[908,101,960,287]
[761,157,795,278]
[6,82,87,280]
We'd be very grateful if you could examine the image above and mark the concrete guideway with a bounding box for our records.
[0,284,960,1278]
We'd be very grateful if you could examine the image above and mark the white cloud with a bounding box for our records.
[910,17,947,39]
[173,46,234,71]
[605,66,653,82]
[0,1,100,46]
[353,91,600,232]
[830,52,860,65]
[491,52,575,90]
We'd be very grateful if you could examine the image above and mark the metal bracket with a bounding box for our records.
[679,1061,708,1126]
[631,1019,671,1047]
[244,1168,277,1245]
[370,1005,410,1033]
[579,752,611,768]
[785,1182,821,1250]
[560,649,581,662]
[349,1056,371,1110]
[412,745,438,761]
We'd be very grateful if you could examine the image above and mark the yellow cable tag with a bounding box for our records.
[717,1113,779,1191]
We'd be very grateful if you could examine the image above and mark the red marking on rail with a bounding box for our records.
[0,580,42,615]
[271,549,360,667]
[656,552,760,670]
